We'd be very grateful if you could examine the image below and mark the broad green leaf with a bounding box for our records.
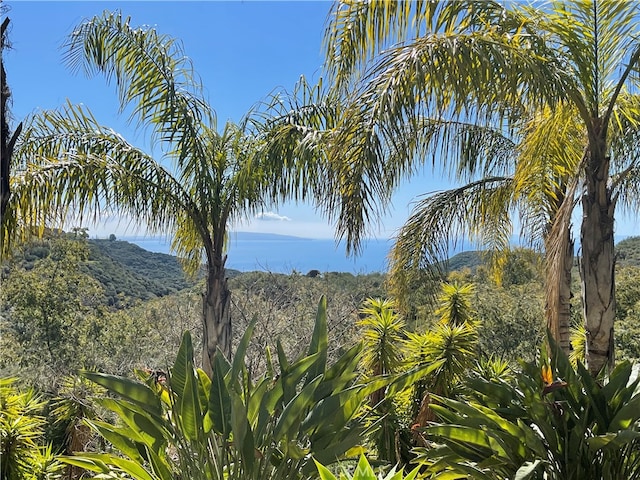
[601,361,632,402]
[230,389,255,473]
[87,420,148,463]
[62,453,156,480]
[179,366,202,441]
[514,460,544,480]
[143,445,173,480]
[59,455,110,473]
[304,295,329,386]
[81,370,161,415]
[609,394,640,431]
[588,430,640,452]
[387,359,445,396]
[246,374,271,424]
[207,350,232,436]
[281,351,322,405]
[97,399,166,451]
[426,425,493,456]
[273,375,322,441]
[231,316,256,386]
[171,331,194,404]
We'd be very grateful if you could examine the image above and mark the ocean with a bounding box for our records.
[121,233,395,274]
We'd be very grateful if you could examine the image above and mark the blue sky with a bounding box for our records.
[4,1,638,242]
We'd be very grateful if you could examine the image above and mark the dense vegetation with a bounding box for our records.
[2,234,639,477]
[3,0,640,478]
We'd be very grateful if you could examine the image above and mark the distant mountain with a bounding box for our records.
[86,239,197,306]
[229,232,314,242]
[445,251,484,272]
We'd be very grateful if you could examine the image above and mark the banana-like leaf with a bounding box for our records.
[171,331,195,405]
[229,389,255,473]
[273,375,323,442]
[303,385,365,435]
[98,399,166,451]
[196,368,212,414]
[587,430,640,452]
[144,444,173,480]
[608,395,640,431]
[81,370,161,415]
[85,419,146,463]
[207,350,232,437]
[304,295,329,387]
[179,366,203,442]
[246,374,271,425]
[231,316,257,387]
[514,460,544,480]
[61,453,157,480]
[280,351,322,405]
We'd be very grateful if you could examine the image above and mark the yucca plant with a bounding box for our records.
[315,455,420,480]
[416,337,640,479]
[62,296,380,480]
[358,298,406,463]
[0,378,64,480]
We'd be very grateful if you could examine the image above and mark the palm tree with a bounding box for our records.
[389,104,584,354]
[8,12,285,376]
[319,0,640,376]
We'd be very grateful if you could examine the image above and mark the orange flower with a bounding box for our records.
[541,364,553,385]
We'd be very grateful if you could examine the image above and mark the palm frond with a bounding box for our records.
[389,176,515,277]
[64,11,213,167]
[10,103,193,243]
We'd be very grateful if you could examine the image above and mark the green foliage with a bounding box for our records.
[474,282,545,363]
[616,236,640,268]
[86,238,197,307]
[615,265,640,362]
[63,296,376,479]
[357,298,406,463]
[359,298,405,378]
[315,455,420,480]
[0,378,64,480]
[0,236,107,386]
[416,339,640,479]
[433,282,475,326]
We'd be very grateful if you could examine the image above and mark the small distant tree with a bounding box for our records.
[108,233,116,242]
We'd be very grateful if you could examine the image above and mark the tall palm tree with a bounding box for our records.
[319,0,640,376]
[389,104,584,353]
[8,12,284,376]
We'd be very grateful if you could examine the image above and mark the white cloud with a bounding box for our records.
[255,211,292,222]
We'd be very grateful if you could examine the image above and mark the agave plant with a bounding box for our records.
[0,378,64,480]
[416,338,640,479]
[315,455,420,480]
[62,296,381,480]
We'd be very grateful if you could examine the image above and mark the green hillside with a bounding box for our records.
[86,239,197,306]
[615,236,640,267]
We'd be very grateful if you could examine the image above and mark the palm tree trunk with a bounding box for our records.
[201,254,232,377]
[1,17,22,226]
[545,233,574,355]
[580,138,616,377]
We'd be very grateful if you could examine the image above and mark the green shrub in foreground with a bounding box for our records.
[62,296,380,480]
